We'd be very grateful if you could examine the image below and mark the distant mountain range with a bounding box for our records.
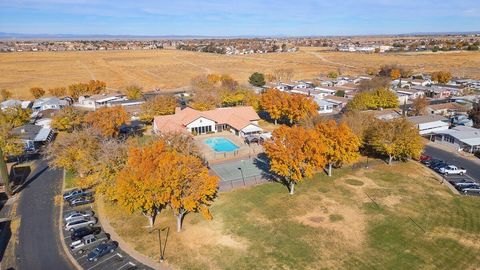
[0,31,478,40]
[0,32,268,40]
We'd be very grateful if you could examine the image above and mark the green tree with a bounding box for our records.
[249,72,266,87]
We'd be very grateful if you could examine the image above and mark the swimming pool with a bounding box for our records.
[204,137,239,152]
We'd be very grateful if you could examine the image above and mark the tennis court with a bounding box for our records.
[210,157,269,182]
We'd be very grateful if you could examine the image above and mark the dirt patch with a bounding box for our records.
[378,195,403,208]
[177,221,249,251]
[295,198,366,248]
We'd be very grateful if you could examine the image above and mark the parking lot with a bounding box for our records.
[62,201,153,270]
[422,145,480,197]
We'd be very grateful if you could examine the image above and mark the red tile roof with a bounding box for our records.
[154,106,260,133]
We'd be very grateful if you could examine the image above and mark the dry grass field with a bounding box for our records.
[1,47,479,99]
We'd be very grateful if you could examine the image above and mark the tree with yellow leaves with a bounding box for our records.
[44,128,100,177]
[365,118,424,164]
[84,106,128,138]
[264,125,326,194]
[373,88,399,109]
[140,95,177,122]
[0,89,12,101]
[125,85,143,100]
[51,107,84,132]
[48,87,67,97]
[30,87,45,99]
[431,71,452,84]
[315,120,361,176]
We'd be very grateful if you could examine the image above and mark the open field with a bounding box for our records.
[1,48,480,99]
[104,161,480,270]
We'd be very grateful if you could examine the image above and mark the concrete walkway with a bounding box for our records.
[96,197,171,270]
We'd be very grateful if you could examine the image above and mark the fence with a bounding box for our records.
[218,175,271,192]
[217,158,387,192]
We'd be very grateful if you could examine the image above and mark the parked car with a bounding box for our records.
[64,210,95,223]
[419,154,432,164]
[63,189,88,201]
[426,159,443,168]
[432,162,449,172]
[69,196,95,207]
[71,226,102,242]
[456,184,480,191]
[439,165,467,175]
[64,217,97,232]
[70,233,109,254]
[452,180,477,187]
[87,242,118,262]
[463,189,480,196]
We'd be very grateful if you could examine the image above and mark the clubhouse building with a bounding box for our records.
[153,106,262,137]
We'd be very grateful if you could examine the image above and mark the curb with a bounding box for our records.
[58,169,83,270]
[95,196,169,270]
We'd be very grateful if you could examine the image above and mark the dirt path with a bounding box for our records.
[172,56,212,74]
[306,51,359,70]
[76,60,96,80]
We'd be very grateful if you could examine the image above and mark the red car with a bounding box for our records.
[419,154,432,163]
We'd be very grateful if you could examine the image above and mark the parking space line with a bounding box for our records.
[85,253,121,270]
[118,262,137,269]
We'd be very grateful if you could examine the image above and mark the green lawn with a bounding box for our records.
[64,170,79,190]
[104,161,480,269]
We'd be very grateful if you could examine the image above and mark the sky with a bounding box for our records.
[0,0,479,36]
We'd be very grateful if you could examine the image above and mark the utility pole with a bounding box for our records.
[0,148,12,197]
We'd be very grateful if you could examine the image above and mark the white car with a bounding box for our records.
[64,210,95,223]
[439,165,467,175]
[64,217,97,232]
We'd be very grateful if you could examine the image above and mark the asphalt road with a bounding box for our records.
[16,161,73,270]
[424,145,480,180]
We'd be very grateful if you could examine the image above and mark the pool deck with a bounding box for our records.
[194,132,264,163]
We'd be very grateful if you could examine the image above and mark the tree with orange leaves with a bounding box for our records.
[315,120,361,176]
[165,152,218,232]
[260,88,284,125]
[390,69,401,80]
[284,94,318,125]
[84,106,128,138]
[115,140,171,227]
[264,125,326,194]
[115,140,218,230]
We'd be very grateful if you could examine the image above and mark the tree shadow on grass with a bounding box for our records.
[254,153,291,193]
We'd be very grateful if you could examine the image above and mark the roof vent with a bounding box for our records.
[21,129,25,133]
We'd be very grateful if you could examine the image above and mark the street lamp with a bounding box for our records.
[238,167,246,186]
[149,227,170,263]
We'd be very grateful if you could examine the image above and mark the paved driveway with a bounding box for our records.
[16,161,73,270]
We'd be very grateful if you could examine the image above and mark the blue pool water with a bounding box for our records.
[204,137,239,152]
